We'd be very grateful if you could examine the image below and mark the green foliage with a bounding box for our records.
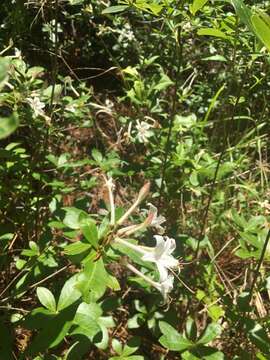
[1,0,270,358]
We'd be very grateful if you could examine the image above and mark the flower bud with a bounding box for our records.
[137,181,150,204]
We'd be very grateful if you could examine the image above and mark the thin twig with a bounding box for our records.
[158,26,183,207]
[0,306,29,314]
[29,264,70,289]
[0,269,27,299]
[249,228,270,304]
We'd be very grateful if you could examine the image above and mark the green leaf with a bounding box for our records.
[186,318,197,342]
[231,209,247,228]
[64,241,91,256]
[107,275,121,291]
[159,321,193,351]
[80,218,99,247]
[91,148,103,163]
[0,114,19,139]
[102,5,129,14]
[246,216,265,231]
[246,320,270,355]
[186,346,225,360]
[95,316,115,349]
[110,357,144,360]
[77,258,108,301]
[182,352,200,360]
[36,287,56,313]
[62,207,88,229]
[190,0,209,16]
[198,323,222,345]
[122,337,141,356]
[251,12,270,52]
[57,275,81,311]
[230,0,253,32]
[0,57,10,83]
[25,306,76,356]
[128,313,145,329]
[112,338,123,355]
[68,0,84,4]
[134,0,163,15]
[201,350,225,360]
[197,28,230,40]
[27,66,44,78]
[42,84,62,101]
[153,73,173,91]
[208,305,224,322]
[73,302,102,339]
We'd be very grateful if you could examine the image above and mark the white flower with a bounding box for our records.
[135,120,153,143]
[125,262,174,300]
[147,203,166,234]
[141,235,178,282]
[125,30,135,42]
[155,274,174,299]
[115,235,178,282]
[27,97,45,117]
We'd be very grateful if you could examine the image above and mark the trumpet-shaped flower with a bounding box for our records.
[27,96,45,117]
[115,235,178,283]
[141,235,178,281]
[135,120,153,143]
[125,262,174,300]
[155,274,174,299]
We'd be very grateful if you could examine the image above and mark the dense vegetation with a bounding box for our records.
[1,0,270,358]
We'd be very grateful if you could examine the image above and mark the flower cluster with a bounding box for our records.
[135,120,154,143]
[26,95,51,124]
[104,177,179,300]
[27,96,45,117]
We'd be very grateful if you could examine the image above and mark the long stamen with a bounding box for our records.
[125,262,159,288]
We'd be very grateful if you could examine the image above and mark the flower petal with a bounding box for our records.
[159,275,174,299]
[154,235,166,257]
[141,252,155,263]
[157,262,168,282]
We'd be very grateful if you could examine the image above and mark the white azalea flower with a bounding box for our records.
[135,120,153,143]
[27,96,45,117]
[141,235,178,282]
[155,274,174,299]
[115,235,178,282]
[125,262,174,300]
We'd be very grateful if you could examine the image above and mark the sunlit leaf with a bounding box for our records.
[190,0,209,15]
[159,321,193,351]
[102,5,129,14]
[198,323,222,344]
[57,275,81,311]
[230,0,253,31]
[197,28,230,39]
[36,287,57,313]
[251,11,270,52]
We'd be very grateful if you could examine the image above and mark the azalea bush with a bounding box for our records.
[1,0,270,359]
